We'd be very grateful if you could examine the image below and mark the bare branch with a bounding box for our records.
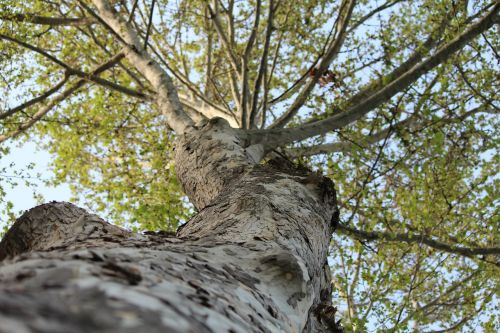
[128,0,140,23]
[206,3,241,75]
[148,45,238,126]
[206,2,243,116]
[204,6,214,97]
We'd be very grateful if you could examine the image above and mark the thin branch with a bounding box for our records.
[240,0,262,129]
[144,0,156,50]
[0,75,69,120]
[264,7,290,106]
[206,3,241,75]
[349,0,485,104]
[128,0,140,22]
[204,6,214,96]
[77,0,128,45]
[0,53,124,143]
[337,223,500,258]
[207,1,242,115]
[148,45,238,126]
[249,0,277,128]
[346,0,406,34]
[455,64,499,111]
[0,33,148,100]
[270,0,357,129]
[79,24,147,89]
[0,83,80,144]
[0,33,73,70]
[0,13,96,26]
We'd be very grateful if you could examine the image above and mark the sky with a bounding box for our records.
[0,140,72,229]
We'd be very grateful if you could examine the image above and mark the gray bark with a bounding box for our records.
[0,119,340,333]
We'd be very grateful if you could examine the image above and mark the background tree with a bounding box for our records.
[0,0,498,332]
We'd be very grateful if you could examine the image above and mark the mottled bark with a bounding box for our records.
[0,119,340,333]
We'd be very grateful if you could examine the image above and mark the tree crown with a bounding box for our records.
[0,0,498,331]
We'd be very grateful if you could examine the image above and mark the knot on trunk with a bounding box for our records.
[0,202,129,261]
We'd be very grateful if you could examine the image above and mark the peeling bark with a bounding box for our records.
[0,119,340,332]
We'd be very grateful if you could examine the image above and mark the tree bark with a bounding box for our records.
[0,119,340,333]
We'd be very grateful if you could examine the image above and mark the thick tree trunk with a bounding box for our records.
[0,119,340,333]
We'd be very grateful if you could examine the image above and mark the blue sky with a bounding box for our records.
[0,141,72,228]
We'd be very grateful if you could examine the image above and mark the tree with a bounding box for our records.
[0,0,498,331]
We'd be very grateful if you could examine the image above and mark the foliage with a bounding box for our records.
[0,0,498,331]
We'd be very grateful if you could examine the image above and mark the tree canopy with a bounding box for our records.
[0,0,499,331]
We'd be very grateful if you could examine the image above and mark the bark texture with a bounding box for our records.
[0,119,340,332]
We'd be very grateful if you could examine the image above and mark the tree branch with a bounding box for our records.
[89,0,194,133]
[0,34,149,100]
[346,0,406,34]
[147,44,238,126]
[143,0,156,50]
[240,0,262,129]
[287,102,498,157]
[206,1,242,117]
[249,0,277,128]
[455,63,499,111]
[206,3,241,75]
[0,75,69,120]
[269,0,357,129]
[0,13,96,26]
[337,223,500,258]
[252,4,499,149]
[0,53,124,143]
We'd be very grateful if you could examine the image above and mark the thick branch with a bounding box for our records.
[178,93,238,127]
[252,4,499,149]
[89,0,194,133]
[288,101,499,157]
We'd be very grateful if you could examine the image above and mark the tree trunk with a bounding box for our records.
[0,118,341,333]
